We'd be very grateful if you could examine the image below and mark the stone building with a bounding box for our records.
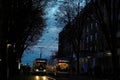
[58,0,120,76]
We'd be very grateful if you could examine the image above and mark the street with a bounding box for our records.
[0,0,119,80]
[10,75,55,80]
[9,73,113,80]
[10,75,75,80]
[10,74,93,80]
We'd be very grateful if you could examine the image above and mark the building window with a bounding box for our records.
[95,33,97,40]
[90,47,92,51]
[95,22,98,30]
[87,26,89,32]
[91,23,93,30]
[90,35,93,41]
[96,22,98,26]
[86,36,89,43]
[94,46,96,51]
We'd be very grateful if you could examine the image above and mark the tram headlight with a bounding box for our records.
[43,69,46,72]
[35,69,39,72]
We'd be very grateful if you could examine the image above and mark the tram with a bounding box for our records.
[32,58,47,75]
[54,58,70,76]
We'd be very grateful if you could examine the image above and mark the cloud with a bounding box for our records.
[21,0,63,67]
[48,27,62,32]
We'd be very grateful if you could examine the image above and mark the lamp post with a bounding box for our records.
[6,43,12,80]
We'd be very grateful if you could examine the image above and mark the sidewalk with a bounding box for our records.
[71,74,112,80]
[71,74,94,80]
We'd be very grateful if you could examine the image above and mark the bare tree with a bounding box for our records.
[55,0,85,25]
[55,0,89,75]
[0,0,49,78]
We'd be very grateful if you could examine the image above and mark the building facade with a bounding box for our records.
[58,0,120,75]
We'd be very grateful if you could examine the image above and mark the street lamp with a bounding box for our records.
[6,43,12,80]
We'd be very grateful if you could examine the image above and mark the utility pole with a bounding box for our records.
[40,47,43,59]
[36,45,57,59]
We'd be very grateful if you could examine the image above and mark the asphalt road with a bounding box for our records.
[9,74,80,80]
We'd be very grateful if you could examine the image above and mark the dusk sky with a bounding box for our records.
[21,0,86,67]
[21,1,63,67]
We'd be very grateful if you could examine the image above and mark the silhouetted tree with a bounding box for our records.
[55,0,86,26]
[55,0,89,75]
[0,0,48,79]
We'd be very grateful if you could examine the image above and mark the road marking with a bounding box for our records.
[47,76,56,80]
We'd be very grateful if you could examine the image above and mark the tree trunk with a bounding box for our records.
[76,52,80,75]
[0,41,7,80]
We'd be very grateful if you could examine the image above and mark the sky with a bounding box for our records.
[21,0,86,67]
[21,1,63,67]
